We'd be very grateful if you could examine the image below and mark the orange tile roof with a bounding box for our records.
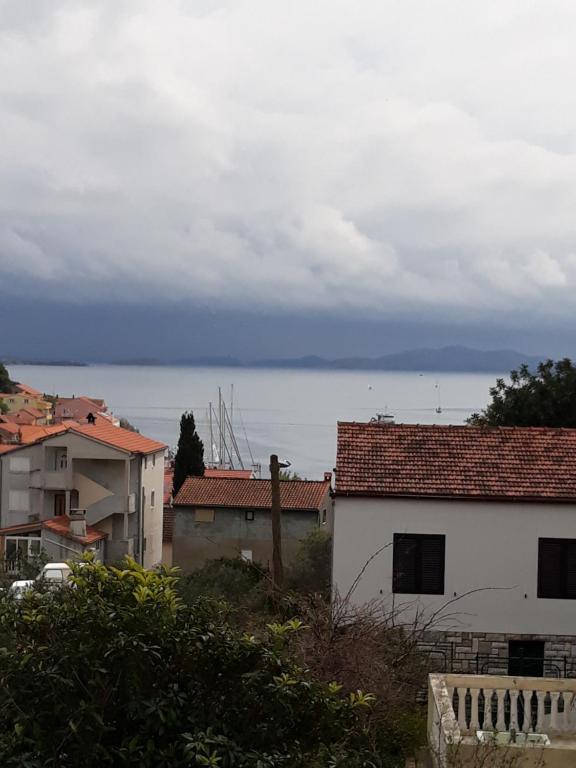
[15,383,43,396]
[17,424,69,444]
[71,419,166,455]
[0,444,18,454]
[336,422,576,501]
[164,467,174,505]
[0,516,107,545]
[174,476,330,510]
[43,516,108,545]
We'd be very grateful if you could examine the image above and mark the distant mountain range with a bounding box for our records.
[111,346,545,373]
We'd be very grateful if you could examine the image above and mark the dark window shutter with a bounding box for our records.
[393,534,445,595]
[393,535,418,593]
[420,536,445,595]
[538,539,564,598]
[565,542,576,599]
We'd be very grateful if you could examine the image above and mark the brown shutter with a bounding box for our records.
[393,535,418,593]
[538,539,563,598]
[420,536,445,595]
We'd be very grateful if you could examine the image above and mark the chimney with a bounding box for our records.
[324,471,332,483]
[69,509,87,538]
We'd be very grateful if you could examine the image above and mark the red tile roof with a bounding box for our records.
[0,517,107,545]
[336,422,576,501]
[174,476,330,510]
[43,516,108,545]
[15,383,43,396]
[0,445,18,454]
[70,419,166,455]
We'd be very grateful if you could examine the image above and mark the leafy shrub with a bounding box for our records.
[0,557,382,767]
[285,529,332,598]
[178,556,268,615]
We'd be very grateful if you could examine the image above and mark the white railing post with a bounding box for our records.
[550,692,560,732]
[496,689,507,731]
[536,691,546,733]
[470,688,480,731]
[457,688,468,732]
[481,688,493,731]
[509,689,519,731]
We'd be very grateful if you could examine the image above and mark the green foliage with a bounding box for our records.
[0,557,381,767]
[0,400,7,415]
[0,363,16,394]
[178,557,268,615]
[285,530,332,598]
[469,358,576,427]
[173,410,205,495]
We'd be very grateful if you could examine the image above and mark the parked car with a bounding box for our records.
[8,562,75,599]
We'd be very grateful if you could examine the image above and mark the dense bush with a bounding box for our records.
[285,529,332,598]
[177,556,268,616]
[0,557,382,767]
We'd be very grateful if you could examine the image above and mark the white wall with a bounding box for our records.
[333,496,576,636]
[140,451,164,568]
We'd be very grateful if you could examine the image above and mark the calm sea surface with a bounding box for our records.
[8,365,498,479]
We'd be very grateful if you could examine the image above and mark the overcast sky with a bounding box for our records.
[2,1,576,358]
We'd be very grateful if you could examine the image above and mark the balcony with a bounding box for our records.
[29,470,72,491]
[428,673,576,767]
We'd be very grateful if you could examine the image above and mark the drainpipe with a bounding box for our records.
[138,456,144,566]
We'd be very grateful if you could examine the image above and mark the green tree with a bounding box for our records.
[279,470,304,481]
[0,362,16,394]
[468,358,576,427]
[0,557,380,767]
[286,530,332,598]
[173,410,205,496]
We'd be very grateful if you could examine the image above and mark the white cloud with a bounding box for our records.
[2,0,576,320]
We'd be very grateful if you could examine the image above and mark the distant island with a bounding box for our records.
[0,357,87,367]
[108,346,545,373]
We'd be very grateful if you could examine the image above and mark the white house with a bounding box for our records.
[333,422,576,674]
[0,419,166,568]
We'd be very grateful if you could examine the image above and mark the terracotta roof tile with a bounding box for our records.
[71,419,166,455]
[15,383,43,396]
[0,517,107,545]
[174,476,330,510]
[336,422,576,501]
[43,516,107,545]
[0,445,18,454]
[164,467,174,505]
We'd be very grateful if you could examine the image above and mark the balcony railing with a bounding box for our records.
[428,673,576,767]
[29,470,72,490]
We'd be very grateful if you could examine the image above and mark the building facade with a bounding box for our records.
[169,475,332,570]
[0,420,165,567]
[333,422,576,673]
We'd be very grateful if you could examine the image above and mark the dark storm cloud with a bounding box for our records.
[2,0,576,326]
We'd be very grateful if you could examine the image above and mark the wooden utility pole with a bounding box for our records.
[269,454,284,591]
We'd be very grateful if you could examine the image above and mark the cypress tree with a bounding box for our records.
[173,411,205,496]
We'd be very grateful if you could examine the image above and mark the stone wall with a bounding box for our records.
[422,631,576,676]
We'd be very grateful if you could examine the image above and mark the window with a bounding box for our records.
[9,490,30,512]
[194,508,215,523]
[5,536,41,560]
[393,533,445,595]
[152,454,156,467]
[245,510,255,521]
[538,538,576,599]
[144,456,148,470]
[9,457,30,473]
[151,490,155,509]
